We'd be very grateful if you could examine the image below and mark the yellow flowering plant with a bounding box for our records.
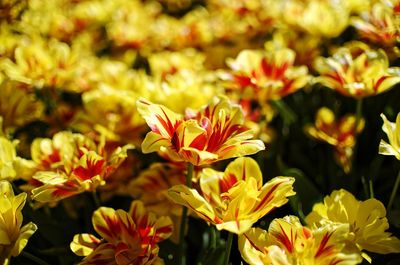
[70,200,173,265]
[314,47,400,98]
[0,180,37,265]
[380,112,400,160]
[239,215,362,265]
[22,131,132,203]
[168,157,295,234]
[306,189,400,262]
[0,1,399,264]
[137,96,265,166]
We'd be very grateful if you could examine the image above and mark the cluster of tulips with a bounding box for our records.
[1,0,400,264]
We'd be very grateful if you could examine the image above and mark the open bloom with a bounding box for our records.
[222,48,310,102]
[239,215,362,265]
[379,113,400,160]
[314,47,400,98]
[137,96,265,166]
[305,107,364,173]
[0,79,44,134]
[23,131,132,203]
[351,2,400,48]
[306,189,400,261]
[71,200,172,265]
[0,181,37,265]
[281,0,351,38]
[168,157,295,234]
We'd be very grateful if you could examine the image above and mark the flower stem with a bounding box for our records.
[369,179,374,199]
[351,99,363,175]
[224,233,233,265]
[21,251,51,265]
[178,163,194,265]
[210,226,217,249]
[387,169,400,212]
[92,190,101,209]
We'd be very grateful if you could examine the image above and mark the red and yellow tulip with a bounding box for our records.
[168,157,295,234]
[137,96,265,166]
[239,215,362,265]
[305,107,364,173]
[71,200,172,265]
[306,189,400,261]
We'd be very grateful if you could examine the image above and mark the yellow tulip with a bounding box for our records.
[306,189,400,260]
[23,131,132,203]
[0,181,37,265]
[305,107,364,173]
[223,48,310,102]
[71,200,172,265]
[239,215,362,265]
[352,2,399,48]
[168,157,295,234]
[314,47,400,98]
[380,113,400,160]
[137,97,265,166]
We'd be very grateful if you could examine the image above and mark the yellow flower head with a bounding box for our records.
[239,215,362,265]
[306,107,365,173]
[73,86,147,146]
[0,37,83,90]
[380,112,400,160]
[71,200,172,265]
[24,131,132,203]
[281,0,351,38]
[106,0,160,49]
[351,2,400,48]
[223,48,310,102]
[0,181,37,265]
[129,162,186,243]
[137,96,265,166]
[314,47,400,98]
[168,157,295,234]
[306,189,400,259]
[146,70,220,115]
[147,49,205,79]
[0,80,44,134]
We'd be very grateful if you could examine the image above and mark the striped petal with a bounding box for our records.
[251,177,296,221]
[168,184,218,224]
[70,234,102,257]
[137,98,183,138]
[93,207,125,243]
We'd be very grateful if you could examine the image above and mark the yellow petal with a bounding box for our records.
[10,222,38,257]
[137,98,182,138]
[168,184,217,224]
[70,233,102,257]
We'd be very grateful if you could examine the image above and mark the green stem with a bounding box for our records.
[361,175,369,199]
[210,226,217,249]
[92,190,101,209]
[224,233,233,265]
[387,169,400,212]
[21,251,51,265]
[369,179,374,198]
[271,100,297,126]
[178,163,194,265]
[351,99,363,175]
